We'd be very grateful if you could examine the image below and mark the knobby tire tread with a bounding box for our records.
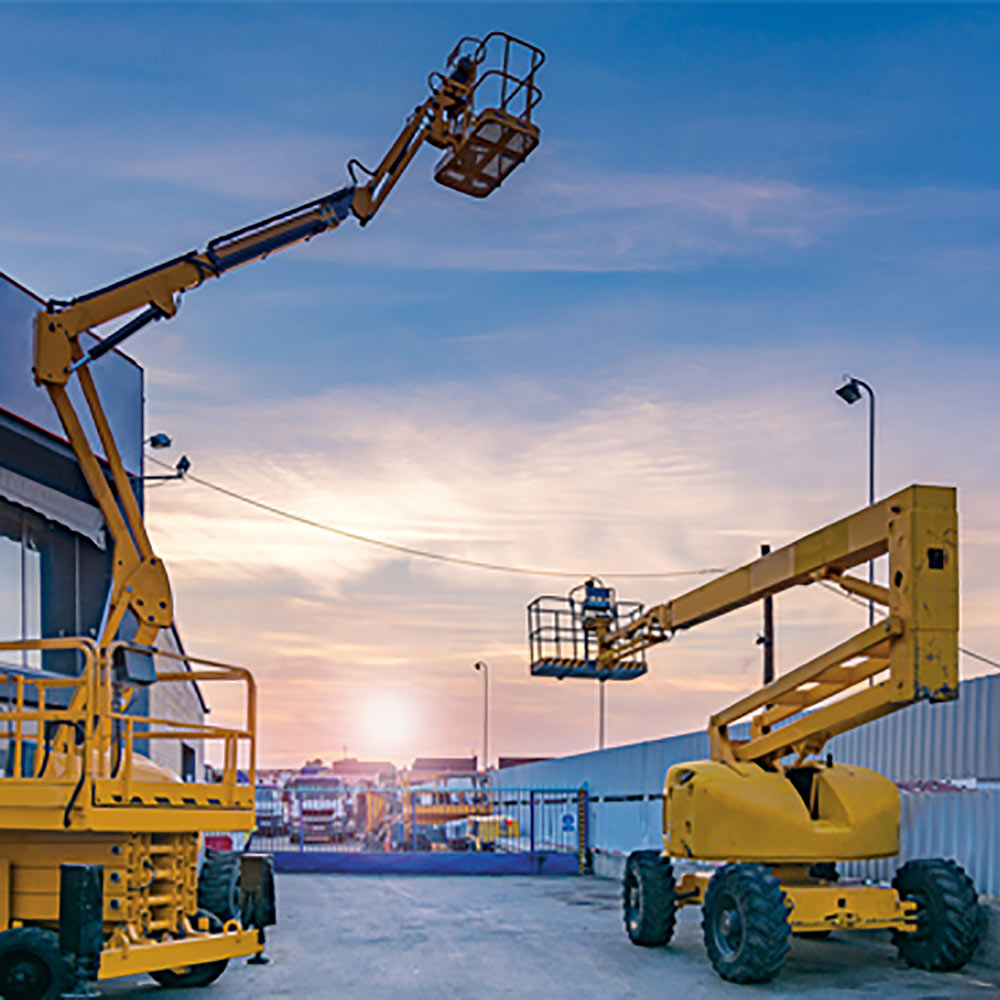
[197,849,241,922]
[702,863,790,984]
[0,927,72,1000]
[622,850,676,947]
[892,858,982,972]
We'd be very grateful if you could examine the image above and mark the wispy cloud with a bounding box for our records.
[4,4,999,772]
[0,120,357,203]
[5,118,998,278]
[309,159,865,272]
[140,351,1000,765]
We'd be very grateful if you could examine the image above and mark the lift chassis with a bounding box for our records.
[1,31,544,999]
[0,637,269,996]
[532,485,983,983]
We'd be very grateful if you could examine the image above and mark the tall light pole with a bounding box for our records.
[473,661,489,771]
[835,375,876,627]
[598,680,606,750]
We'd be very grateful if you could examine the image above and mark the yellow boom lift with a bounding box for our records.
[0,32,542,999]
[529,485,983,983]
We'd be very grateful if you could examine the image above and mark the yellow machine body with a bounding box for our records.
[544,485,965,959]
[403,787,492,827]
[0,640,260,978]
[664,760,899,862]
[5,29,544,991]
[673,869,917,935]
[467,814,521,850]
[648,485,956,938]
[0,830,260,978]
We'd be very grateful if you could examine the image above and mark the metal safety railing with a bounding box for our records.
[445,32,545,124]
[431,32,545,199]
[528,586,648,680]
[0,637,255,819]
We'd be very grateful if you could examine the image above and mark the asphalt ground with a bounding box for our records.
[103,874,1000,999]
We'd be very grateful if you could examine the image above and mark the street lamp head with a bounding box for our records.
[474,660,486,672]
[835,378,862,405]
[147,432,172,449]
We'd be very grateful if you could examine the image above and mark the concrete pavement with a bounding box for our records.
[102,874,1000,999]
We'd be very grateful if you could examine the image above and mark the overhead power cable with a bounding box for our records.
[141,456,1000,667]
[954,647,1000,672]
[819,579,1000,672]
[143,453,724,580]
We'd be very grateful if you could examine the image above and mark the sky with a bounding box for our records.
[1,3,999,768]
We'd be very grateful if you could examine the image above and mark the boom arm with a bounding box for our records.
[31,32,543,655]
[543,485,958,768]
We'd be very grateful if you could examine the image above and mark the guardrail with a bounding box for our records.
[0,637,255,824]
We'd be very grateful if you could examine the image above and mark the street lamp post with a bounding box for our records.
[473,661,489,771]
[139,432,190,481]
[598,680,606,750]
[835,375,876,627]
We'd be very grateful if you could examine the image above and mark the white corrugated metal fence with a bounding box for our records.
[492,675,1000,895]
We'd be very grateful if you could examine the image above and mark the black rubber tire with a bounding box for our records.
[198,849,241,921]
[0,927,73,1000]
[702,863,791,984]
[892,858,983,971]
[150,910,229,989]
[622,850,676,947]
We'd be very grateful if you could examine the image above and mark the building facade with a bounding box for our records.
[0,270,205,778]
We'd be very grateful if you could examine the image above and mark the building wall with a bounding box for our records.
[0,272,144,475]
[0,417,110,676]
[1,272,207,777]
[148,628,206,781]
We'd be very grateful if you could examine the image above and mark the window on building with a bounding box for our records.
[0,534,20,643]
[181,743,196,784]
[0,502,41,669]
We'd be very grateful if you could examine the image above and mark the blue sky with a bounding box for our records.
[2,4,998,764]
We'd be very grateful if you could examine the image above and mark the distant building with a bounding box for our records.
[329,757,396,784]
[497,756,550,769]
[256,768,296,788]
[408,756,479,782]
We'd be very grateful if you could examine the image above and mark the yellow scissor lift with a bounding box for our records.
[0,31,543,998]
[530,485,983,983]
[0,638,262,991]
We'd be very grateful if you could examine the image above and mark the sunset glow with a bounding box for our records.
[2,5,998,769]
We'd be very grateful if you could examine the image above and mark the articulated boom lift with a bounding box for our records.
[530,485,982,983]
[0,32,542,999]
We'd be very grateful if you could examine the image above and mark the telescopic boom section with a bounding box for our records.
[537,485,958,769]
[31,31,543,654]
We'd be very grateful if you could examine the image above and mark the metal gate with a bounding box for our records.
[248,782,588,875]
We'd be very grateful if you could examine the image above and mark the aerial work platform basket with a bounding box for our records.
[528,579,648,680]
[433,32,544,198]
